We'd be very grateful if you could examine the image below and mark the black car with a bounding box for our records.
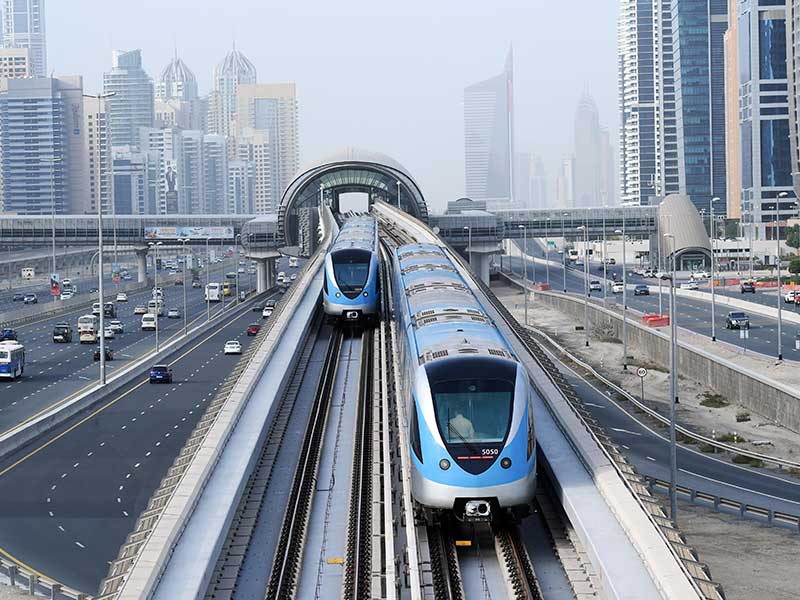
[93,346,114,361]
[11,293,24,302]
[149,364,173,384]
[633,284,649,296]
[740,281,756,293]
[52,323,72,343]
[725,311,750,330]
[0,328,17,341]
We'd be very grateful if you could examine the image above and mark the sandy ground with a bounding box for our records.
[0,584,30,599]
[492,281,800,599]
[663,500,800,600]
[492,283,800,468]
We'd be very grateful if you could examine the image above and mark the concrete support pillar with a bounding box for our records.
[256,259,268,293]
[470,252,492,285]
[135,249,148,284]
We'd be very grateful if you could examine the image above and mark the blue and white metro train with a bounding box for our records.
[323,216,380,322]
[392,244,537,521]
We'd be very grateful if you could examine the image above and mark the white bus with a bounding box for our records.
[0,341,25,379]
[205,282,222,302]
[78,314,99,344]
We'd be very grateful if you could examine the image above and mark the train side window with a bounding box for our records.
[409,399,423,463]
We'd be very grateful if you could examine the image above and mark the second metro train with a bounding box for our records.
[322,216,380,322]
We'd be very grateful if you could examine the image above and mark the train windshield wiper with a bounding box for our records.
[448,421,481,456]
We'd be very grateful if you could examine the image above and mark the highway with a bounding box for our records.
[509,244,800,359]
[0,291,273,594]
[0,279,224,437]
[0,271,138,312]
[536,336,800,517]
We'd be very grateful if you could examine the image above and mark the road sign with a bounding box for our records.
[636,367,648,378]
[50,273,60,296]
[112,264,121,284]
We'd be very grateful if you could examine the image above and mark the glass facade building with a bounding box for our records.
[1,0,46,78]
[738,0,795,240]
[671,0,728,216]
[103,50,155,149]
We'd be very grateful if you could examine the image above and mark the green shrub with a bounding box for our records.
[699,392,729,408]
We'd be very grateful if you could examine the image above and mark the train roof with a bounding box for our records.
[395,243,515,365]
[331,216,378,253]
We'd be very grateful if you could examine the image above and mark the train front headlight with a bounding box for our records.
[335,292,341,298]
[363,291,368,297]
[439,458,451,471]
[500,457,512,469]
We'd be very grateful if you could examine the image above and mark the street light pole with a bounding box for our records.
[602,206,607,306]
[179,238,188,336]
[664,232,679,523]
[205,237,211,323]
[235,234,242,306]
[578,225,589,347]
[150,241,162,352]
[709,197,720,341]
[616,221,629,370]
[776,193,788,361]
[519,225,528,326]
[545,217,551,284]
[397,180,401,209]
[98,190,106,385]
[562,212,568,293]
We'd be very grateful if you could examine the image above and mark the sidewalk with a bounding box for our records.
[492,283,800,468]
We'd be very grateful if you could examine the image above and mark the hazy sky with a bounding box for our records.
[49,0,619,212]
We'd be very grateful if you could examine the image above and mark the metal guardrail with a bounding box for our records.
[646,477,800,532]
[525,322,800,472]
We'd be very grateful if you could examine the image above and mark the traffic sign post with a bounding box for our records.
[740,327,749,354]
[637,367,648,404]
[112,264,121,284]
[50,273,60,297]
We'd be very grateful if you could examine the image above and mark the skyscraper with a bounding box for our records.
[103,50,155,149]
[156,53,199,101]
[139,127,181,214]
[203,134,227,214]
[618,0,679,205]
[208,44,256,137]
[83,96,112,215]
[0,47,29,78]
[0,77,88,215]
[723,0,741,219]
[464,48,514,203]
[227,159,254,214]
[1,0,46,77]
[738,0,794,240]
[237,128,276,214]
[671,0,728,216]
[574,93,602,207]
[787,0,800,203]
[528,155,548,209]
[556,157,575,209]
[235,83,299,201]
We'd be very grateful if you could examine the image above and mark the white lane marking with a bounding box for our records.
[584,402,606,408]
[610,427,641,436]
[646,456,656,462]
[122,511,129,517]
[622,445,631,450]
[134,463,140,468]
[48,511,53,517]
[75,541,85,549]
[58,525,65,532]
[679,469,800,506]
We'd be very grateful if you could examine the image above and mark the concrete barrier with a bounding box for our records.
[525,286,800,433]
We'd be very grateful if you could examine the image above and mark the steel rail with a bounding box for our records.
[264,328,344,599]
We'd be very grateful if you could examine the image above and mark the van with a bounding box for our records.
[141,314,157,331]
[147,299,164,316]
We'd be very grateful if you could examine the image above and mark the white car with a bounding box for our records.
[116,292,128,302]
[290,273,298,281]
[102,327,115,339]
[691,271,710,280]
[134,305,148,315]
[167,308,180,319]
[783,290,798,303]
[612,282,624,294]
[141,314,156,331]
[262,306,273,319]
[680,281,699,290]
[589,280,602,292]
[108,320,124,333]
[223,340,242,355]
[60,291,74,301]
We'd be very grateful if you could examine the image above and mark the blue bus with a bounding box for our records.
[0,341,25,380]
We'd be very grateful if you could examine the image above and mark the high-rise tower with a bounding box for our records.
[103,49,155,149]
[464,48,514,204]
[1,0,46,77]
[208,44,256,137]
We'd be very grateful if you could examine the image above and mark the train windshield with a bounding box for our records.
[428,358,516,444]
[332,249,371,298]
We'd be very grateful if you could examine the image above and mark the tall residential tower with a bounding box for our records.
[103,49,155,149]
[1,0,46,77]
